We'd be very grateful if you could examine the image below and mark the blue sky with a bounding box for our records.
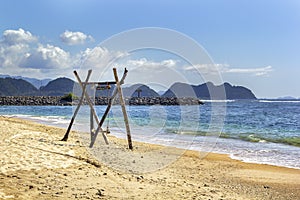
[0,0,300,98]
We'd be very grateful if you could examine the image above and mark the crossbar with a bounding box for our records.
[84,81,117,85]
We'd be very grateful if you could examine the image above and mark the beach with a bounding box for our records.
[0,116,300,200]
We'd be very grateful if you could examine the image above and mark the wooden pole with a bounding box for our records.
[90,68,128,148]
[61,70,92,141]
[113,68,133,150]
[90,107,94,137]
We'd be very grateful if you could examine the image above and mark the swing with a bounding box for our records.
[96,82,111,90]
[62,68,133,150]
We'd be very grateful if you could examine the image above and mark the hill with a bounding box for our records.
[122,84,160,97]
[0,77,38,96]
[162,82,256,99]
[0,74,51,89]
[40,78,76,96]
[0,76,257,100]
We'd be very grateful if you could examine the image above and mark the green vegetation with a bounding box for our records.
[61,93,78,102]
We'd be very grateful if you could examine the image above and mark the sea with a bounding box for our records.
[1,99,299,169]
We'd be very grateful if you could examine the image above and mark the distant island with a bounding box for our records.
[162,82,256,100]
[277,96,298,100]
[0,76,257,105]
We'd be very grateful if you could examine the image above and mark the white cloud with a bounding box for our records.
[184,63,228,75]
[20,44,71,70]
[126,58,177,70]
[121,58,186,85]
[0,28,37,71]
[2,28,37,45]
[184,63,273,76]
[0,28,130,78]
[0,43,30,68]
[60,30,93,45]
[225,65,273,76]
[78,46,128,70]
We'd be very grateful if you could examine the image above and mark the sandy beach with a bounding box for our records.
[0,116,299,200]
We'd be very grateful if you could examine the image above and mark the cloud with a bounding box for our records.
[225,65,273,76]
[0,28,130,78]
[126,58,177,71]
[2,28,37,45]
[0,28,37,70]
[78,46,128,70]
[184,63,273,76]
[0,43,30,67]
[184,63,228,75]
[20,44,71,70]
[60,30,94,45]
[120,58,186,85]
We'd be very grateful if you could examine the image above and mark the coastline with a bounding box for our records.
[0,116,299,199]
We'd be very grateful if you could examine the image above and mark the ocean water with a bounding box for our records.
[0,100,299,169]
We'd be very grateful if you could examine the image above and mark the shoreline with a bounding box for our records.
[0,116,300,199]
[3,113,300,170]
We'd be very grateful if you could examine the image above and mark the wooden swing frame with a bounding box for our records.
[61,68,133,150]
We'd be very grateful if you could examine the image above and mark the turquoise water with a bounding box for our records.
[1,100,299,169]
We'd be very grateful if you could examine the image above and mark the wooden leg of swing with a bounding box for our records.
[113,68,133,150]
[90,107,94,141]
[61,70,92,141]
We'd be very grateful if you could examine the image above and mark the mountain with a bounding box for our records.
[277,96,297,100]
[20,77,52,89]
[162,82,196,98]
[162,82,256,99]
[0,74,51,89]
[0,75,257,100]
[40,77,76,96]
[0,77,38,96]
[122,84,160,97]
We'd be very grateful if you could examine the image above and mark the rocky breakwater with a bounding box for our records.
[0,96,63,106]
[95,97,203,105]
[127,97,204,105]
[0,96,204,106]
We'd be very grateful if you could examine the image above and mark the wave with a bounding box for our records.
[259,100,300,103]
[201,99,236,103]
[167,129,208,136]
[230,133,300,147]
[5,114,70,128]
[168,129,300,147]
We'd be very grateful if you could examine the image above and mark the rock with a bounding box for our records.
[96,189,104,196]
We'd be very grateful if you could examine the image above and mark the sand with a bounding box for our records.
[0,116,299,200]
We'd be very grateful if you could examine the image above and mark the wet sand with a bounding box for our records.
[0,116,299,199]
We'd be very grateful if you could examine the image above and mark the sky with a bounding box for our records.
[0,0,300,98]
